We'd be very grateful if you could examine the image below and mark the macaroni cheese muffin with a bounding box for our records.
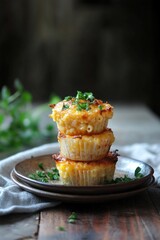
[49,91,117,186]
[58,128,115,161]
[50,91,113,136]
[53,151,118,186]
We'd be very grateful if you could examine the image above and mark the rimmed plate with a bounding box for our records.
[13,154,154,194]
[10,170,155,203]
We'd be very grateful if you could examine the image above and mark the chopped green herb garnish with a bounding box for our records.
[57,226,65,231]
[68,212,78,224]
[63,91,96,111]
[64,96,72,101]
[28,173,38,180]
[62,103,70,110]
[77,102,90,111]
[76,91,95,102]
[105,166,144,184]
[75,91,95,110]
[109,175,132,184]
[49,168,59,180]
[36,170,46,178]
[38,162,44,170]
[28,165,60,182]
[134,167,144,178]
[98,105,103,111]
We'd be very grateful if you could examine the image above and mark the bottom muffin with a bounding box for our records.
[52,151,118,186]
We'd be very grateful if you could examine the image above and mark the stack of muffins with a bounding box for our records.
[50,91,118,186]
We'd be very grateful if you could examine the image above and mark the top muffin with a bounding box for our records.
[50,91,113,135]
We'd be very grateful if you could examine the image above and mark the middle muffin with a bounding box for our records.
[58,128,115,161]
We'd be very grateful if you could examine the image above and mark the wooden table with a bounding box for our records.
[1,104,160,240]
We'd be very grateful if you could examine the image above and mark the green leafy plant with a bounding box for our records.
[0,80,58,155]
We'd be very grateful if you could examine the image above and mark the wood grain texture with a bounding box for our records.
[38,189,160,240]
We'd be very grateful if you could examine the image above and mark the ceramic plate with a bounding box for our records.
[13,154,154,194]
[10,170,155,203]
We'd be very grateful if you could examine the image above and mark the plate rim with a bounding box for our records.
[10,170,155,203]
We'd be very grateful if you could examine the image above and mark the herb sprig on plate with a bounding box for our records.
[107,166,144,184]
[28,164,144,185]
[28,163,60,182]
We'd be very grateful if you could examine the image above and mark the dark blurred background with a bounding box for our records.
[0,0,159,115]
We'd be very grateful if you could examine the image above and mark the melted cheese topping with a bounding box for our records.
[50,99,113,135]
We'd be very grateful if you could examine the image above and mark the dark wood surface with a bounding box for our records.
[1,105,160,240]
[38,188,160,240]
[1,187,160,240]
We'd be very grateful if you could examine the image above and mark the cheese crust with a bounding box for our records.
[50,99,113,135]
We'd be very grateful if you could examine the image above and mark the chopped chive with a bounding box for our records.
[62,103,69,110]
[64,96,73,101]
[68,212,78,224]
[134,167,144,178]
[28,164,60,182]
[77,102,90,111]
[57,226,65,231]
[38,162,44,170]
[98,105,103,111]
[76,91,95,102]
[105,166,144,184]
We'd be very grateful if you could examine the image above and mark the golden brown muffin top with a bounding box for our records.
[50,91,113,114]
